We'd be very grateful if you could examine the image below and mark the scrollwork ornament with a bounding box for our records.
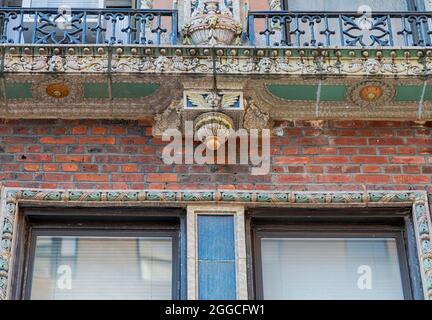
[65,56,107,72]
[4,55,47,72]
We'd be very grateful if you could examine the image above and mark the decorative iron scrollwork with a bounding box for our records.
[248,11,432,48]
[0,8,177,45]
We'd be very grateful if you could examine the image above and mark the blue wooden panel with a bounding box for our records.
[198,261,236,300]
[198,215,235,260]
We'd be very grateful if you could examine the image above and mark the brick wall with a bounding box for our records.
[0,119,431,193]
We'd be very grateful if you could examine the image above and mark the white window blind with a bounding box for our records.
[30,236,173,300]
[261,238,405,300]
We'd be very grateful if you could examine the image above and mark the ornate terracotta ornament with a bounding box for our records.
[182,0,242,46]
[184,91,243,110]
[243,98,270,130]
[347,80,395,108]
[46,83,69,98]
[153,100,183,136]
[194,112,234,150]
[359,85,383,102]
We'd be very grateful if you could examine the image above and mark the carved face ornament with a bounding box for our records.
[258,58,273,73]
[205,91,222,108]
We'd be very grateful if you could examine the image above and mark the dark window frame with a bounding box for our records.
[10,206,186,300]
[246,207,424,300]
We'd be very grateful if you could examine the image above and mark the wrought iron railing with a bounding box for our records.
[248,11,432,48]
[0,7,178,45]
[1,8,432,49]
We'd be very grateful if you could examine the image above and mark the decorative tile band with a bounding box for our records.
[0,188,431,300]
[3,189,425,204]
[2,47,431,77]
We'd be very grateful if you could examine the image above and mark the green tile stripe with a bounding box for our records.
[267,84,346,102]
[84,83,109,99]
[84,83,160,99]
[394,85,432,102]
[112,83,160,98]
[4,83,32,99]
[320,85,346,102]
[267,84,318,101]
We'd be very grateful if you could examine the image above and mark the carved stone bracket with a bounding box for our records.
[242,98,270,130]
[153,100,183,136]
[154,90,270,136]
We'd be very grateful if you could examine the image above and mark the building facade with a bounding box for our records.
[0,0,432,300]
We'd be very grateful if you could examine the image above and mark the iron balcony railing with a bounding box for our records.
[0,8,431,48]
[248,11,432,48]
[0,7,178,45]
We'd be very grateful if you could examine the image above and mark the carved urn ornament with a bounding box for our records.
[194,112,234,150]
[183,0,242,45]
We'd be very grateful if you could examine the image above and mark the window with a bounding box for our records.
[0,0,22,6]
[25,0,103,8]
[280,0,422,11]
[20,0,172,8]
[249,208,423,300]
[12,208,184,300]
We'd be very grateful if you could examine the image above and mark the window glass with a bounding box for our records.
[30,236,173,300]
[106,0,133,8]
[26,1,173,9]
[1,0,23,6]
[29,0,101,8]
[261,237,405,300]
[284,0,409,11]
[151,0,173,9]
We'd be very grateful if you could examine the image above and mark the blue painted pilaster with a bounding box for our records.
[197,215,236,300]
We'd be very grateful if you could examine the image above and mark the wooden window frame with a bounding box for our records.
[10,206,186,300]
[246,207,424,300]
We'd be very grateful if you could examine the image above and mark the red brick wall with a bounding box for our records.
[0,119,431,192]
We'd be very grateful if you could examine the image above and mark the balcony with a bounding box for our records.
[0,6,430,126]
[247,10,432,48]
[0,7,431,48]
[0,7,178,45]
